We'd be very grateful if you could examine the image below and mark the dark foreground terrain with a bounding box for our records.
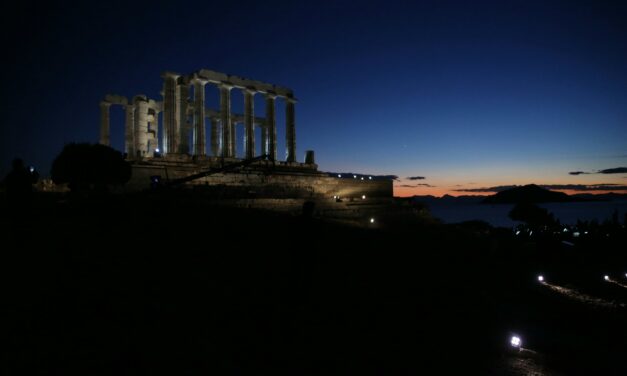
[2,192,627,375]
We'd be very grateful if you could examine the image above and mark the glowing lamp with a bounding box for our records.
[537,275,544,282]
[353,175,357,179]
[369,218,375,224]
[369,176,372,180]
[510,336,521,348]
[338,174,341,178]
[156,148,160,153]
[362,195,366,199]
[604,275,610,281]
[361,177,364,180]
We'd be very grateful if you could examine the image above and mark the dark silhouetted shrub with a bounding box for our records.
[509,202,556,228]
[51,143,131,192]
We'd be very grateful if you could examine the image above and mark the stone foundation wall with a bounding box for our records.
[129,163,393,198]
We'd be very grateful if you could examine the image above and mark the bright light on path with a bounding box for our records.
[510,336,521,348]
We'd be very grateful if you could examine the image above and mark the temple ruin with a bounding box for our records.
[99,69,393,201]
[100,69,298,163]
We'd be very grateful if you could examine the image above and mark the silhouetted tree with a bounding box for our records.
[611,209,619,226]
[51,143,131,193]
[508,202,557,228]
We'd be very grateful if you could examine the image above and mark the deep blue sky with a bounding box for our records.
[2,0,626,195]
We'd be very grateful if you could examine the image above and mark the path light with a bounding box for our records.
[362,195,366,199]
[361,177,364,180]
[604,275,610,281]
[537,275,544,282]
[510,336,521,349]
[370,218,375,224]
[369,176,372,180]
[353,175,357,179]
[338,174,341,178]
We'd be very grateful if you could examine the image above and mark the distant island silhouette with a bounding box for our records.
[412,187,627,205]
[483,184,571,204]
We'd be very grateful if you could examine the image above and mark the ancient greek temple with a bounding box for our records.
[99,69,298,162]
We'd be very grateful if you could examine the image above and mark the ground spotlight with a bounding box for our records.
[510,335,521,349]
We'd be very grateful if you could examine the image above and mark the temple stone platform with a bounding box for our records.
[128,155,393,200]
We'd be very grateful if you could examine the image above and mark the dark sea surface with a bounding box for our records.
[426,200,627,227]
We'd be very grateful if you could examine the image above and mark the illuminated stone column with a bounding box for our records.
[210,118,219,156]
[99,101,111,146]
[124,104,136,158]
[265,93,277,161]
[161,72,179,154]
[193,79,207,156]
[135,98,149,157]
[177,82,190,154]
[244,89,255,159]
[285,96,297,163]
[219,84,233,158]
[260,123,269,156]
[230,119,237,157]
[148,109,160,155]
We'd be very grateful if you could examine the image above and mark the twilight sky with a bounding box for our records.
[1,0,626,196]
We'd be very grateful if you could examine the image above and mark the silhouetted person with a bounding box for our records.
[3,158,38,209]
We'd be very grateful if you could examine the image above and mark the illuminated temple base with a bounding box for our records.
[127,156,393,200]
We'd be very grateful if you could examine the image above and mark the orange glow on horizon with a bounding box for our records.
[393,185,624,198]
